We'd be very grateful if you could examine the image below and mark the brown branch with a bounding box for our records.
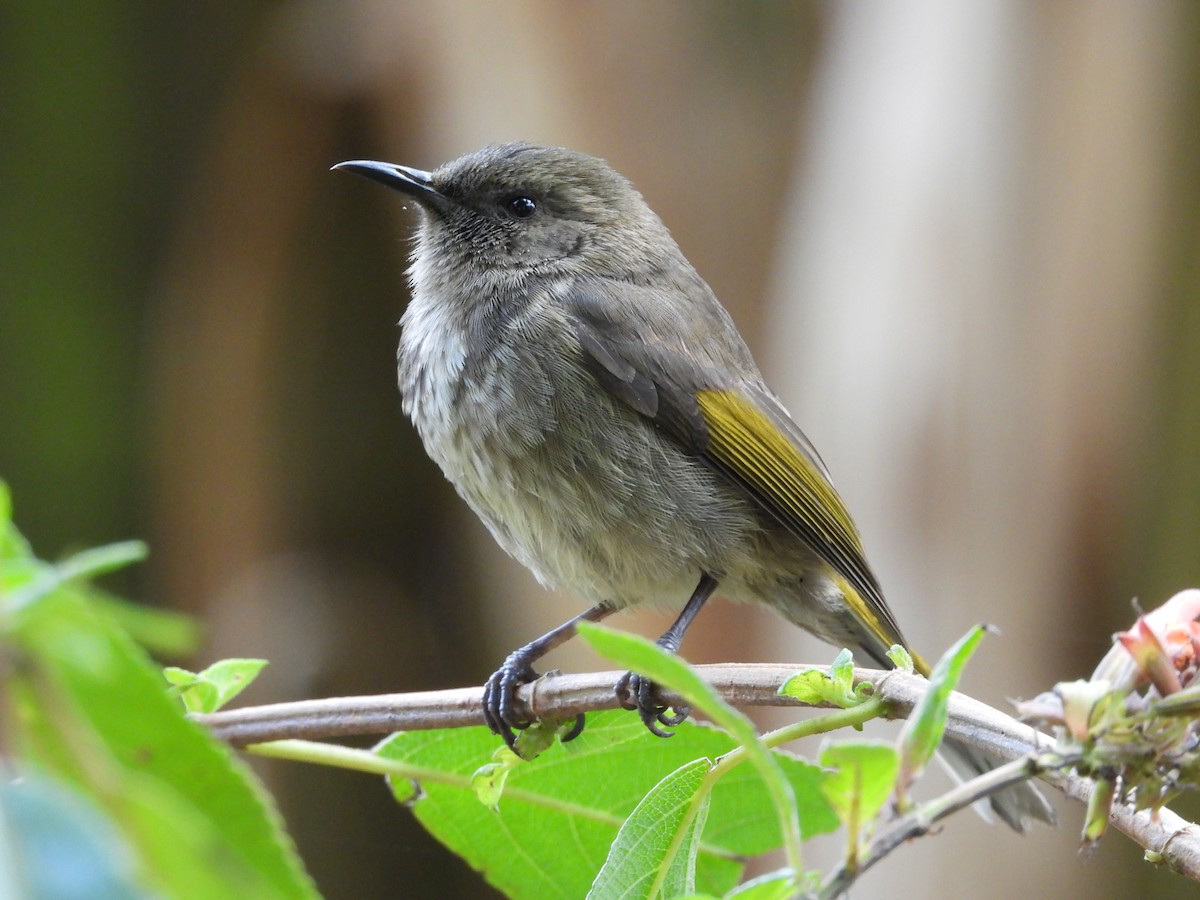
[194,663,1041,755]
[194,661,1200,879]
[1058,772,1200,880]
[195,662,821,746]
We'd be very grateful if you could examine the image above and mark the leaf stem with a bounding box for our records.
[761,696,891,750]
[815,754,1049,898]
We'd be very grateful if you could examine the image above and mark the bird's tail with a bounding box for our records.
[802,595,1056,831]
[907,649,1055,831]
[938,736,1056,832]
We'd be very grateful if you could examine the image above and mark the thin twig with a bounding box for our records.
[817,755,1046,898]
[194,663,875,746]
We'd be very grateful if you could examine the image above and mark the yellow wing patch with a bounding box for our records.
[697,388,905,655]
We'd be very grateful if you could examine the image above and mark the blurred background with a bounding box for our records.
[3,2,1200,897]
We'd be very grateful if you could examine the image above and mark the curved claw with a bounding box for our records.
[656,706,689,727]
[614,671,690,738]
[642,716,676,738]
[560,713,587,743]
[482,655,539,751]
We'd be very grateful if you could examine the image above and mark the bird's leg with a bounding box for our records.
[483,603,614,751]
[616,572,718,737]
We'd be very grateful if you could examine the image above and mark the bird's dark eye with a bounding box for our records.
[506,196,537,219]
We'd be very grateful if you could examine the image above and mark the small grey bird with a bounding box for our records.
[334,143,1054,832]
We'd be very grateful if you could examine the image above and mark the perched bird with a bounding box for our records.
[334,143,1054,831]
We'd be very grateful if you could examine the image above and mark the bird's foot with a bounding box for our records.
[483,654,585,751]
[482,654,537,751]
[615,670,690,737]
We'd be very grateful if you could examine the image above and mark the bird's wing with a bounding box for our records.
[567,283,906,654]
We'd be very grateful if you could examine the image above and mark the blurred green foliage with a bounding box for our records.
[0,483,317,898]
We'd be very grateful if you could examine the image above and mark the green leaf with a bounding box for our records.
[777,649,869,709]
[0,481,15,548]
[0,496,37,604]
[164,659,268,714]
[588,758,712,900]
[885,645,913,673]
[378,715,741,899]
[895,625,987,797]
[91,591,201,658]
[7,583,316,899]
[165,673,220,714]
[0,485,35,569]
[513,716,566,760]
[829,648,855,689]
[724,868,803,899]
[197,658,269,709]
[55,540,149,582]
[818,741,899,833]
[376,711,833,899]
[663,797,710,899]
[702,752,837,848]
[576,623,802,875]
[776,670,830,706]
[0,503,194,656]
[3,540,147,615]
[0,527,34,568]
[468,761,507,811]
[1083,777,1115,845]
[162,666,197,687]
[469,745,521,811]
[370,632,840,897]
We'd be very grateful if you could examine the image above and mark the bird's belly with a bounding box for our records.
[420,391,760,610]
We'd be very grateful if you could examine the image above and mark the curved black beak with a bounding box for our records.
[331,160,454,212]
